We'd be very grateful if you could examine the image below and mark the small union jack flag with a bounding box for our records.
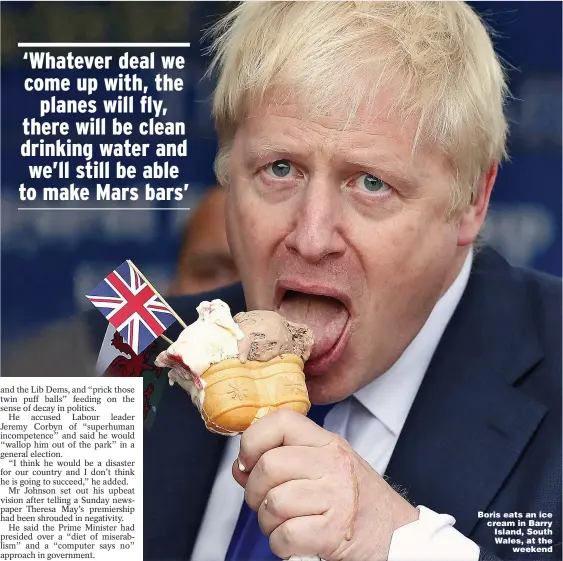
[86,260,176,354]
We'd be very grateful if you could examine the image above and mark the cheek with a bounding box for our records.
[226,189,254,262]
[353,210,457,290]
[351,213,421,266]
[226,184,281,275]
[224,195,238,255]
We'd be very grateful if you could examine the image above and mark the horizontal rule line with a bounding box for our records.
[18,43,191,48]
[17,208,191,211]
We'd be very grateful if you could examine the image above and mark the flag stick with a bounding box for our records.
[128,260,188,330]
[160,334,173,345]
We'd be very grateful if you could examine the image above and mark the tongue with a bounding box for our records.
[279,293,348,360]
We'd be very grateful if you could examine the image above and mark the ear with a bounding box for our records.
[458,162,498,247]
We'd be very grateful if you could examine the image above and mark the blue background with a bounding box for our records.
[1,1,561,344]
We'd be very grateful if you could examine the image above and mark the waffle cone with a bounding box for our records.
[199,354,310,434]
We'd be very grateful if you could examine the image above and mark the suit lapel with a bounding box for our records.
[384,249,547,536]
[144,380,227,560]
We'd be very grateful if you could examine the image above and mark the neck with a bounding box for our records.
[439,245,473,299]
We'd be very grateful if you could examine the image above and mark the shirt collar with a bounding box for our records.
[354,250,474,436]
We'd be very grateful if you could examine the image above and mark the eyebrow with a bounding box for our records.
[247,139,311,161]
[346,157,415,187]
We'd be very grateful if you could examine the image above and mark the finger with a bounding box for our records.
[258,479,330,536]
[238,409,334,472]
[237,336,250,363]
[269,515,328,560]
[232,457,249,488]
[244,446,324,510]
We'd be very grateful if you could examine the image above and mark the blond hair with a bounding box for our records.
[206,1,509,212]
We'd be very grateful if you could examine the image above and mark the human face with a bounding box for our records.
[225,100,477,404]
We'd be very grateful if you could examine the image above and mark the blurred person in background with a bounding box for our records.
[168,185,238,296]
[3,184,236,376]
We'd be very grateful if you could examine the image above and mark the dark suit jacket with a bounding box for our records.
[6,248,561,561]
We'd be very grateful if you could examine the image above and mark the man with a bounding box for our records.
[168,185,238,296]
[143,3,560,561]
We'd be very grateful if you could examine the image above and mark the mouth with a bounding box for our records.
[275,280,352,374]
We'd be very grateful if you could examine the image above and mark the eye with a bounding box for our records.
[353,173,389,194]
[266,160,295,178]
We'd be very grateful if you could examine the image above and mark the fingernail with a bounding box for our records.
[264,498,268,507]
[238,460,246,472]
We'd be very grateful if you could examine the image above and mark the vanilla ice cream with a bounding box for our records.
[155,299,245,410]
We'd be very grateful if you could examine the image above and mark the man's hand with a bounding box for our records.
[233,409,419,561]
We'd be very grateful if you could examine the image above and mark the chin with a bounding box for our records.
[305,358,360,405]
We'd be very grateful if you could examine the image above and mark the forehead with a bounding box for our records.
[256,111,402,153]
[236,95,441,169]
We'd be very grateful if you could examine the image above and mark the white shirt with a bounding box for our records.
[191,251,479,561]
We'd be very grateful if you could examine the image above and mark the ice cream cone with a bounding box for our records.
[199,353,310,435]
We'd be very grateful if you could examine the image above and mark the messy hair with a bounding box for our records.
[206,1,509,212]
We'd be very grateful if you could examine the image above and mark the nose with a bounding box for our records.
[284,178,346,264]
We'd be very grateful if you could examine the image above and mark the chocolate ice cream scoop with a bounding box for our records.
[234,310,314,363]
